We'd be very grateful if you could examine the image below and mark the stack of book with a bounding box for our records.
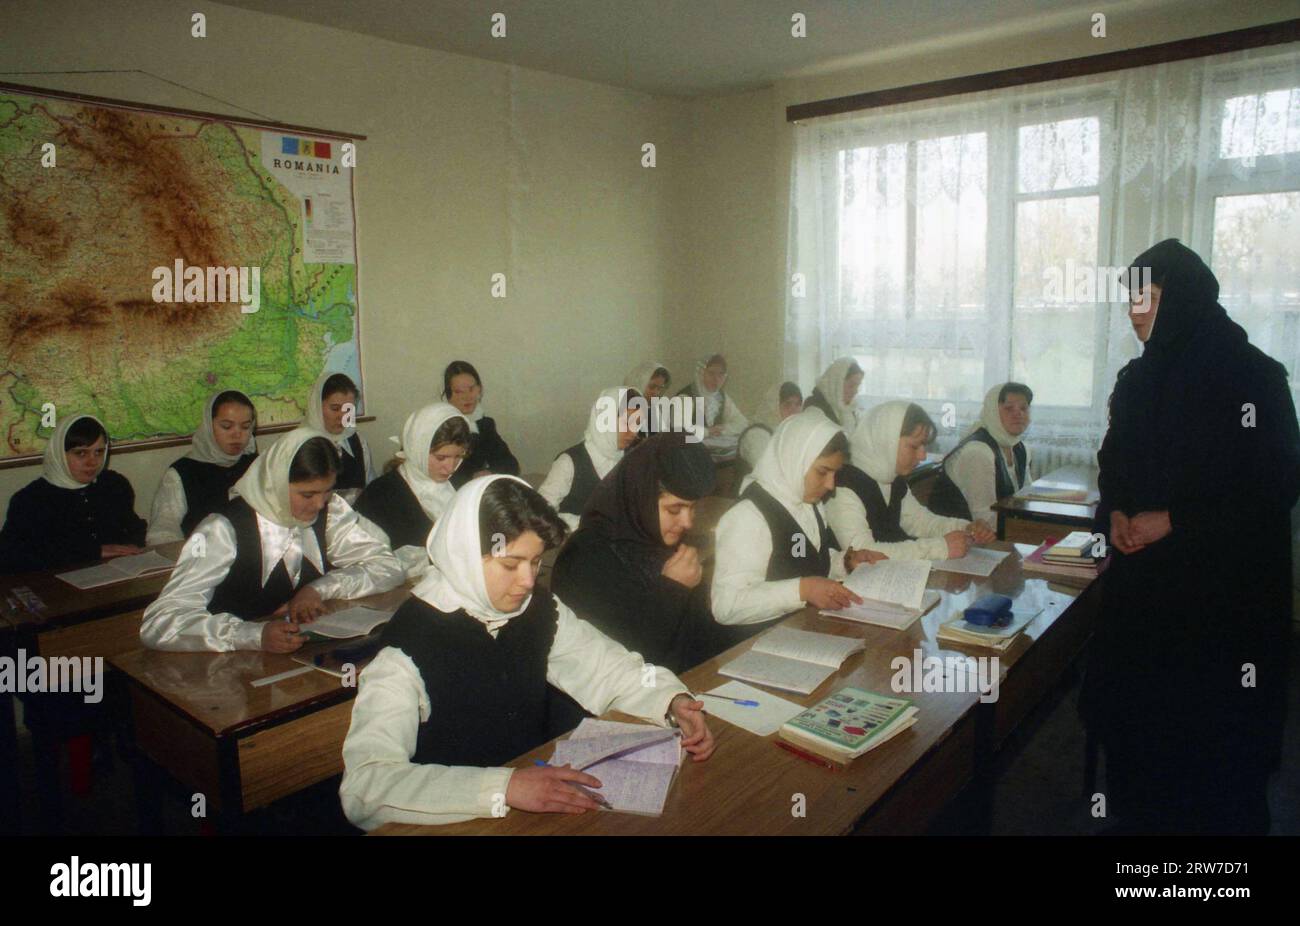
[778,686,917,765]
[1020,531,1099,584]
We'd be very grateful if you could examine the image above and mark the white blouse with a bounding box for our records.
[711,497,847,626]
[943,441,1030,530]
[825,479,970,561]
[146,467,188,546]
[140,494,404,651]
[536,453,581,531]
[338,598,690,830]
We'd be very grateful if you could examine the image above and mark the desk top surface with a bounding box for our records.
[0,541,185,631]
[995,464,1100,517]
[377,542,1086,836]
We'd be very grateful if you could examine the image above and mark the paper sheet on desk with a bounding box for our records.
[930,548,1010,577]
[703,681,804,736]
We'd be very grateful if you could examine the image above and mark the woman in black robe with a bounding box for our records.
[1080,238,1300,835]
[550,432,720,674]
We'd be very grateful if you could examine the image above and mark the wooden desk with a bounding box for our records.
[110,585,410,822]
[994,465,1098,545]
[376,543,1093,836]
[1,541,184,659]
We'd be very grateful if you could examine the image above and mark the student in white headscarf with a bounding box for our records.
[804,357,864,430]
[148,390,259,545]
[339,475,715,831]
[712,411,878,628]
[0,415,148,574]
[737,381,804,475]
[354,403,471,579]
[827,401,995,562]
[927,383,1034,528]
[537,388,640,530]
[305,371,375,503]
[140,428,403,653]
[624,362,671,435]
[674,354,749,453]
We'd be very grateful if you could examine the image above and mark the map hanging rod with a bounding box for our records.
[0,72,366,141]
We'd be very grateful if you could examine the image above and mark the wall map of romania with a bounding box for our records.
[0,87,362,461]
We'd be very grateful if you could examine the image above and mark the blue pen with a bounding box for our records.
[699,692,759,707]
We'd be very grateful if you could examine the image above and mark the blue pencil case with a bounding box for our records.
[963,593,1014,627]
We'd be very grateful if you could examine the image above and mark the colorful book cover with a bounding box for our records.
[783,686,914,751]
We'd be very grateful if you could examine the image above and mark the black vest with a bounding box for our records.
[803,389,841,425]
[353,469,434,550]
[334,433,366,490]
[557,443,600,517]
[172,454,257,536]
[836,464,914,543]
[740,482,836,580]
[927,428,1027,520]
[380,593,559,767]
[207,497,330,619]
[676,383,727,427]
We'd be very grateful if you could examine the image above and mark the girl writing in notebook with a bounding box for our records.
[803,357,863,430]
[826,401,994,562]
[305,371,376,503]
[442,360,521,487]
[147,390,259,544]
[354,402,471,579]
[926,383,1033,528]
[711,412,878,630]
[0,415,147,574]
[139,428,403,653]
[537,387,641,530]
[551,433,719,673]
[339,475,714,830]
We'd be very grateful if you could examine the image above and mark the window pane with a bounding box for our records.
[856,349,985,404]
[915,133,987,318]
[1219,89,1300,159]
[1211,192,1300,406]
[839,144,906,317]
[1018,117,1100,193]
[1013,196,1100,407]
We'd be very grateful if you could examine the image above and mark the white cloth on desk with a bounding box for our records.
[139,493,403,651]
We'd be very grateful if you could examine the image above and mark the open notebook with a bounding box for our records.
[298,606,395,640]
[719,625,865,695]
[550,719,683,817]
[57,550,175,590]
[821,560,940,630]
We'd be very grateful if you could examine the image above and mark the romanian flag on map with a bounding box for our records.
[280,137,332,159]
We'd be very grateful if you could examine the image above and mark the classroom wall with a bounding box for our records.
[0,0,687,515]
[668,0,1300,414]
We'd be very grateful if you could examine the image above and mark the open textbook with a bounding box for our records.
[298,606,395,640]
[821,559,940,630]
[550,719,684,816]
[57,550,175,589]
[719,625,865,695]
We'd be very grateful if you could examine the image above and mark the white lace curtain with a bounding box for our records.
[785,44,1300,461]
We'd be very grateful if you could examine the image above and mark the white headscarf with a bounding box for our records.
[969,384,1022,449]
[42,414,107,490]
[412,474,535,629]
[750,410,843,511]
[849,400,910,484]
[187,391,258,466]
[624,361,668,397]
[233,427,334,529]
[305,370,358,449]
[583,387,626,479]
[813,357,861,429]
[396,402,469,521]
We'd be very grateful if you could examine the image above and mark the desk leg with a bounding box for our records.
[0,688,18,835]
[967,701,996,836]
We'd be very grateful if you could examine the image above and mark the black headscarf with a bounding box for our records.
[1108,238,1247,510]
[579,432,716,583]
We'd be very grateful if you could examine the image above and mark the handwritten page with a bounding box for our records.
[930,547,1010,577]
[299,606,395,640]
[552,720,682,816]
[702,681,805,737]
[751,625,865,667]
[842,560,931,611]
[551,727,677,770]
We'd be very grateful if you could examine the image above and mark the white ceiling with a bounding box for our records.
[217,0,1171,98]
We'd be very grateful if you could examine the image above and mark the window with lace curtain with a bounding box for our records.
[786,45,1300,462]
